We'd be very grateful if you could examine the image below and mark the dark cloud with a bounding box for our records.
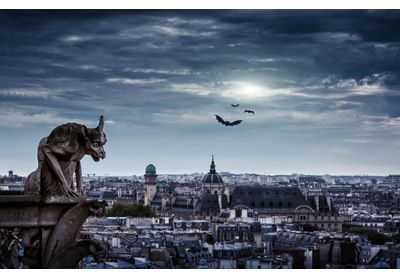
[1,10,400,175]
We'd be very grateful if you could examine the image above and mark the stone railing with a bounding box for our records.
[0,195,107,268]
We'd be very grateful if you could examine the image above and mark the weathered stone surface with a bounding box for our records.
[24,115,107,199]
[1,116,109,268]
[0,197,107,268]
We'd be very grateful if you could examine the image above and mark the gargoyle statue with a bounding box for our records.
[24,116,107,200]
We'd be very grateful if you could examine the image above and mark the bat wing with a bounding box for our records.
[230,120,243,126]
[215,114,227,125]
[244,110,255,114]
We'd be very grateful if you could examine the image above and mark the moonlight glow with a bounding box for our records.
[223,81,270,100]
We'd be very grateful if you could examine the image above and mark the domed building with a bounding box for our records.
[202,155,224,195]
[197,155,230,218]
[144,164,157,206]
[145,164,156,173]
[145,164,157,184]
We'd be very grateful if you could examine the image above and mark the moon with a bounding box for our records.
[224,81,267,100]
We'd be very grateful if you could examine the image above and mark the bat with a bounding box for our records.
[215,114,243,127]
[244,110,255,114]
[231,104,240,107]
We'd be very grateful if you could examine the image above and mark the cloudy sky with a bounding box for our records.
[1,10,400,176]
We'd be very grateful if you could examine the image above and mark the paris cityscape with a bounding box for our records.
[2,159,400,269]
[1,9,400,269]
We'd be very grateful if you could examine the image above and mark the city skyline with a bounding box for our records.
[1,10,400,176]
[1,158,398,178]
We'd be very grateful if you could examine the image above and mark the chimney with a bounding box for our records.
[112,237,121,248]
[327,196,332,211]
[224,185,230,204]
[314,196,320,212]
[161,197,167,211]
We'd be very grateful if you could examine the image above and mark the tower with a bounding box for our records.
[202,155,224,196]
[144,164,157,205]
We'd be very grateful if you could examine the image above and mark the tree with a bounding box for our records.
[302,224,320,232]
[354,229,390,245]
[391,234,400,244]
[106,202,155,217]
[366,231,390,245]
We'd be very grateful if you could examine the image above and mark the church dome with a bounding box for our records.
[203,173,223,184]
[145,164,156,174]
[202,155,223,184]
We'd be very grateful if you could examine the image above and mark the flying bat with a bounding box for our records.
[244,110,255,114]
[231,104,240,107]
[215,114,243,127]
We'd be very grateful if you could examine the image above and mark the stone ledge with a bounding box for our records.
[0,195,101,228]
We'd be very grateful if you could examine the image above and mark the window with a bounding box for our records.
[235,209,241,218]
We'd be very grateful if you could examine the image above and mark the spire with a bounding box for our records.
[210,154,216,174]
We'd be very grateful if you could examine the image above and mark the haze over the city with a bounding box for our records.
[1,10,400,176]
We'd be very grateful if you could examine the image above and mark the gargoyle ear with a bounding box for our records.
[97,115,104,132]
[80,125,90,144]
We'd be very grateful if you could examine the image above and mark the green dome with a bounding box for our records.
[145,164,156,174]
